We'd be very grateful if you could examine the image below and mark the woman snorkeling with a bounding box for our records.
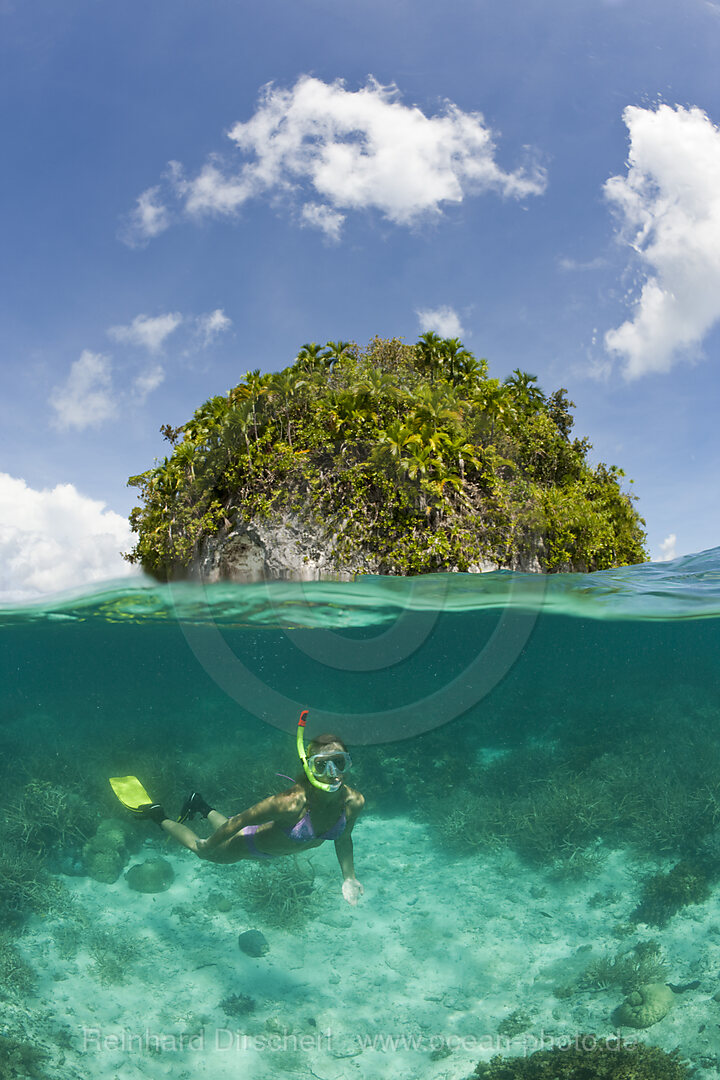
[110,713,364,905]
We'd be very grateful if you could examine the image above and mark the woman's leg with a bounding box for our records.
[159,817,204,852]
[159,808,228,854]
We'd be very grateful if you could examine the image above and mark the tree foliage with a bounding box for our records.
[125,336,647,578]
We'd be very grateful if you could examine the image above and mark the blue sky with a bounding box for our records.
[2,0,720,596]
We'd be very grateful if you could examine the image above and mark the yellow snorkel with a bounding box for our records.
[296,709,341,792]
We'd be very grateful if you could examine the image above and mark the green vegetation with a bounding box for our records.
[578,941,667,994]
[220,992,257,1017]
[361,709,720,883]
[497,1008,533,1038]
[0,842,67,928]
[426,746,707,873]
[0,931,36,999]
[5,779,96,853]
[125,336,646,577]
[472,1038,689,1080]
[548,941,667,1001]
[632,860,714,927]
[241,857,316,926]
[89,927,143,986]
[0,1034,47,1079]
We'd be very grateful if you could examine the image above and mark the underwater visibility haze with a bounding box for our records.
[2,549,720,1079]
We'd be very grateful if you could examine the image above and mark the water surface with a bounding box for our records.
[2,551,719,1079]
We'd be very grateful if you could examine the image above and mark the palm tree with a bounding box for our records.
[172,440,197,483]
[183,394,229,447]
[268,371,306,446]
[442,432,482,483]
[324,388,375,443]
[372,420,420,476]
[402,443,435,482]
[456,352,488,384]
[323,340,353,372]
[504,369,546,413]
[416,331,444,384]
[295,342,327,375]
[441,338,473,383]
[148,459,183,518]
[240,368,269,442]
[411,386,463,433]
[414,423,451,460]
[222,400,254,471]
[473,381,515,439]
[352,368,400,401]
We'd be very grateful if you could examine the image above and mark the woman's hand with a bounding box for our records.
[342,877,364,906]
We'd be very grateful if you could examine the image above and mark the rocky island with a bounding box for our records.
[125,336,647,581]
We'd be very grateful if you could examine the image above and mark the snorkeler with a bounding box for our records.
[110,712,364,906]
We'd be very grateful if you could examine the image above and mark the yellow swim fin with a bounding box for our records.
[109,775,153,812]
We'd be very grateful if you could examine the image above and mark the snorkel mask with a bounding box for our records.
[296,710,351,792]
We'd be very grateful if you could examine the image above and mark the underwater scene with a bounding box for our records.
[2,549,720,1080]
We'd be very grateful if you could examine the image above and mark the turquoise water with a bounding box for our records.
[2,550,720,1078]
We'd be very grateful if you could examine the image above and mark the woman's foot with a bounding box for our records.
[178,792,213,822]
[136,803,168,826]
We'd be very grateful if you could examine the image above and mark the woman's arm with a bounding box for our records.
[336,791,365,904]
[202,792,300,851]
[335,832,357,880]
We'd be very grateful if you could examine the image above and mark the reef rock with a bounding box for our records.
[614,982,674,1028]
[82,818,141,884]
[238,929,269,957]
[125,857,175,893]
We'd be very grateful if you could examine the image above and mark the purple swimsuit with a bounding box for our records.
[282,810,347,843]
[241,809,347,860]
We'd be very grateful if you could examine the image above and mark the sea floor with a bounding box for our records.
[9,816,720,1080]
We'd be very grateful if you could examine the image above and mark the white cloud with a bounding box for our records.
[132,364,165,402]
[51,349,166,424]
[0,473,138,602]
[50,307,227,428]
[108,312,183,353]
[300,202,346,241]
[128,76,546,242]
[657,533,678,562]
[120,185,171,247]
[176,161,253,217]
[604,104,720,378]
[558,255,608,272]
[416,305,465,338]
[196,308,232,345]
[50,350,116,431]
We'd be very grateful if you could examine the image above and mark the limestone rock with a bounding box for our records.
[191,515,376,582]
[187,513,522,583]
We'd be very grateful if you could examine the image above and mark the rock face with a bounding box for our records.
[188,514,541,583]
[191,516,360,582]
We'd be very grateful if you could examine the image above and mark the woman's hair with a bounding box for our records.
[306,732,348,755]
[296,732,348,786]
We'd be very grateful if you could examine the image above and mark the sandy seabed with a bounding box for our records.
[11,815,720,1080]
